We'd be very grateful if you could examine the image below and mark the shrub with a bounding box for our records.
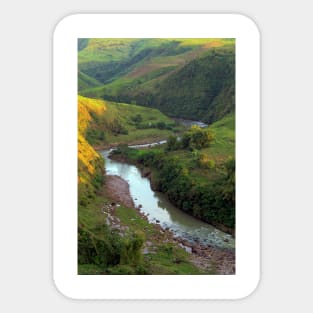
[198,153,215,169]
[166,135,179,151]
[120,231,145,265]
[131,113,142,123]
[181,126,214,150]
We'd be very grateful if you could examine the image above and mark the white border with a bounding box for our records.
[53,14,260,299]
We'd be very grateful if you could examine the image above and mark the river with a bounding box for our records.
[101,150,235,250]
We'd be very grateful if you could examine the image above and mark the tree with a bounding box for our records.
[156,121,166,130]
[166,135,179,151]
[181,126,214,150]
[132,114,142,123]
[198,153,215,169]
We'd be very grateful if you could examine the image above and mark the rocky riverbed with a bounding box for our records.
[104,175,235,274]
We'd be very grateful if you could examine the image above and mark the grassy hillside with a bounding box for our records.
[78,38,174,84]
[79,38,235,123]
[78,95,183,148]
[78,71,102,91]
[78,97,105,199]
[78,38,233,84]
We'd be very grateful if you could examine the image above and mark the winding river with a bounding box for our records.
[101,149,235,250]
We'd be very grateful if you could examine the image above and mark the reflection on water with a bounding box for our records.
[101,150,235,249]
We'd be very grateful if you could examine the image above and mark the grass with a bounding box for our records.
[194,114,234,181]
[204,113,235,161]
[78,95,184,147]
[78,38,140,63]
[78,71,102,91]
[102,101,182,144]
[78,38,235,96]
[78,187,107,231]
[106,128,172,146]
[115,205,207,274]
[78,264,104,275]
[78,177,210,274]
[134,113,235,185]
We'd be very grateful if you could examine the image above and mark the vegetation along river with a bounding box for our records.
[101,149,235,250]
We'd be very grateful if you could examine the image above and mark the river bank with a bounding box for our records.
[109,152,235,237]
[104,173,235,274]
[105,175,135,208]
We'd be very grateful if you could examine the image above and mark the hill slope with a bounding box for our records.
[79,38,235,123]
[78,71,102,91]
[78,95,183,148]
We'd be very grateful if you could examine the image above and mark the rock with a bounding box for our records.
[179,243,192,254]
[192,245,203,255]
[142,248,150,255]
[184,246,192,254]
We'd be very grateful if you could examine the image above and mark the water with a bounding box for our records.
[172,118,208,128]
[129,140,167,149]
[101,150,235,249]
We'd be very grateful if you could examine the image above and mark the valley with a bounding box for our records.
[77,38,235,275]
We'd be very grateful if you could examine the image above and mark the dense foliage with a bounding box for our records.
[166,125,214,151]
[104,47,235,124]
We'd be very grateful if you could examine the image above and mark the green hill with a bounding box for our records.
[78,38,235,123]
[78,38,233,83]
[107,46,235,124]
[78,95,183,148]
[78,71,102,91]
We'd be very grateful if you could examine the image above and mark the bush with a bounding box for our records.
[181,126,214,150]
[156,121,166,129]
[198,153,215,169]
[131,114,142,124]
[105,118,128,135]
[165,135,180,151]
[120,231,145,265]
